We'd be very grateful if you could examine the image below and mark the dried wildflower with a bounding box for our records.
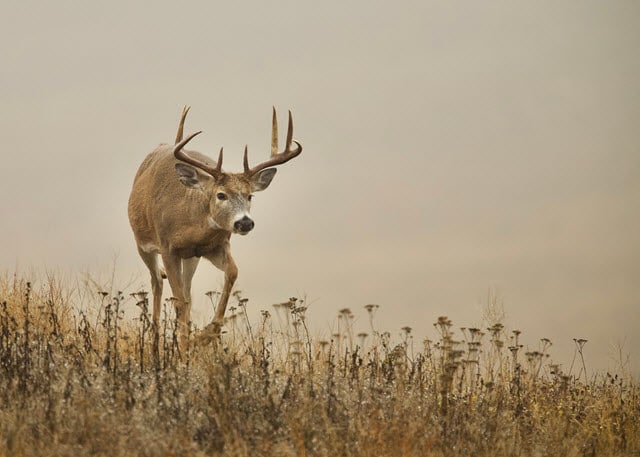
[573,338,588,348]
[549,364,562,375]
[291,305,307,315]
[488,323,504,335]
[232,290,243,299]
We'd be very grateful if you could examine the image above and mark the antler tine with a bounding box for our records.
[243,108,303,177]
[285,110,294,152]
[174,130,201,154]
[216,147,224,175]
[271,106,278,157]
[173,131,223,177]
[175,105,191,144]
[243,145,250,174]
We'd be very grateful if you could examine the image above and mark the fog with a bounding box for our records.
[1,1,639,376]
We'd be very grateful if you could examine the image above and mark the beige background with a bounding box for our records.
[1,1,639,376]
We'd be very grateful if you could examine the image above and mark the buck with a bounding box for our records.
[128,106,303,349]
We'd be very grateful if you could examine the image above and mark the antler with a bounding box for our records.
[175,105,190,144]
[173,131,224,178]
[243,107,303,176]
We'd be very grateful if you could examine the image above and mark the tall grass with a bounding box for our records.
[0,273,638,456]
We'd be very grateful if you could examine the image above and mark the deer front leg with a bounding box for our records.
[214,256,238,327]
[135,247,164,329]
[161,252,191,353]
[203,242,238,334]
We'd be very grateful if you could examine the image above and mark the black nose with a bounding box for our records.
[234,216,254,233]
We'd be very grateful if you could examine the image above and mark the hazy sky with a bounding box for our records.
[1,1,639,376]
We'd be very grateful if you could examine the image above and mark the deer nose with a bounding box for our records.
[234,216,254,233]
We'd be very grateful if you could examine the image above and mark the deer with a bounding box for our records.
[128,106,303,350]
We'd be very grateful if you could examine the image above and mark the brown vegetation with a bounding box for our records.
[0,273,638,456]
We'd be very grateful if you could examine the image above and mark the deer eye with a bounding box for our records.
[216,192,227,201]
[248,194,253,202]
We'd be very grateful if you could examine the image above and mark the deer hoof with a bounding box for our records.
[195,321,223,345]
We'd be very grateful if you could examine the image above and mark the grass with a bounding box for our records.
[0,272,638,456]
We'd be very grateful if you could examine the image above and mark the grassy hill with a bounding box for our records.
[0,273,637,456]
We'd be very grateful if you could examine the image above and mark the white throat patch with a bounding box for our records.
[207,216,221,230]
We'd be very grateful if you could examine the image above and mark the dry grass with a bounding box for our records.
[0,273,638,456]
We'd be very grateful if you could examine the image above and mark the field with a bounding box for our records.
[0,273,638,457]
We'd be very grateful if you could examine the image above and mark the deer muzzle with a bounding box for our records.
[234,216,255,234]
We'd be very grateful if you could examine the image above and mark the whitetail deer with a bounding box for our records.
[128,107,302,349]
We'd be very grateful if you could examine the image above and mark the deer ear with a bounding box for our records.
[175,163,211,189]
[251,168,277,192]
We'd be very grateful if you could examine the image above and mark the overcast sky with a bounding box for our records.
[1,1,639,376]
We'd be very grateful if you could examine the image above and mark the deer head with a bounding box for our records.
[172,107,302,235]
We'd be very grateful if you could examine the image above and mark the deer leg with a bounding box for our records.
[182,257,200,303]
[205,245,238,331]
[215,256,238,326]
[161,252,190,352]
[136,247,164,328]
[181,256,200,331]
